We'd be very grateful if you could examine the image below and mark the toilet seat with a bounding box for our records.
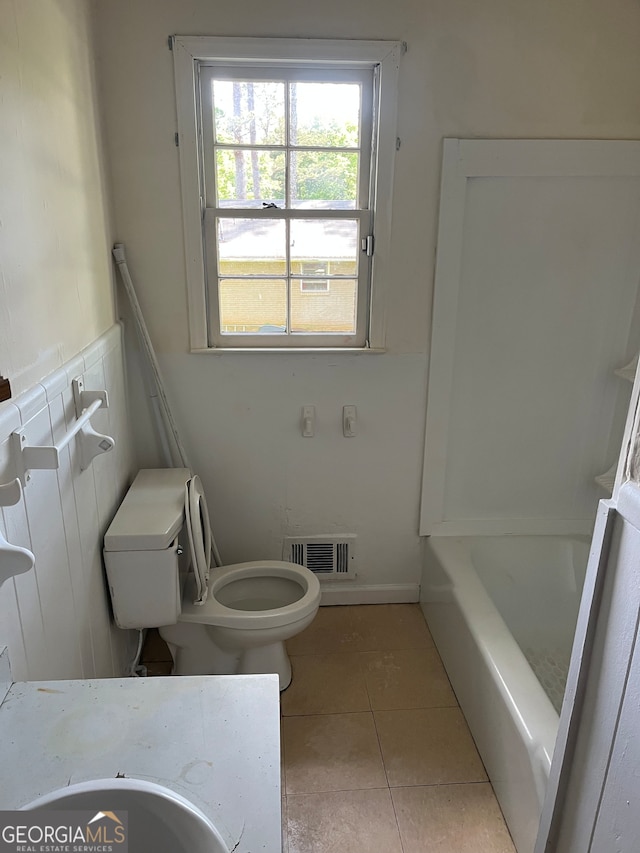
[185,475,212,604]
[183,478,320,628]
[179,561,321,630]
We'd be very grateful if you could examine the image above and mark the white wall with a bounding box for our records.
[93,0,640,594]
[0,0,115,397]
[0,0,138,678]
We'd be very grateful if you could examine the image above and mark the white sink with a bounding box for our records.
[23,778,229,853]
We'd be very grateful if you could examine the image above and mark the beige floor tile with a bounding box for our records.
[282,653,370,716]
[143,660,173,676]
[361,648,458,711]
[374,708,487,786]
[286,606,362,655]
[281,797,289,853]
[283,712,387,794]
[349,604,435,652]
[287,789,403,853]
[391,783,515,853]
[280,720,286,793]
[287,604,435,656]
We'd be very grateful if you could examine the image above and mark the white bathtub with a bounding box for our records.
[420,535,589,853]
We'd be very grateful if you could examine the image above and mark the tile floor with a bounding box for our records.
[141,604,516,853]
[140,630,173,675]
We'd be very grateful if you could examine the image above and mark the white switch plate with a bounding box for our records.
[343,405,357,437]
[302,405,315,437]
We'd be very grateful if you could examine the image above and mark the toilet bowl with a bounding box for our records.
[160,563,319,688]
[103,469,320,690]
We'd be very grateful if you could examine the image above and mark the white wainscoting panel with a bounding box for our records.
[421,139,640,537]
[0,324,137,681]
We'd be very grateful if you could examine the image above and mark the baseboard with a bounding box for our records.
[320,583,420,606]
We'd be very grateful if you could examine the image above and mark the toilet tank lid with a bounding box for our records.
[104,468,191,551]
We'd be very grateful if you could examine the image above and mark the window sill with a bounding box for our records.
[190,346,387,355]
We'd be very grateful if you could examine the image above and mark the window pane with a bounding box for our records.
[219,279,287,333]
[290,151,358,209]
[217,218,286,276]
[212,80,285,145]
[290,219,359,277]
[216,150,285,207]
[290,279,357,333]
[289,82,361,148]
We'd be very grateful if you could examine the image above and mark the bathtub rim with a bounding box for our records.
[422,534,563,800]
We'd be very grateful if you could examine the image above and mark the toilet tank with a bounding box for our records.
[103,469,191,629]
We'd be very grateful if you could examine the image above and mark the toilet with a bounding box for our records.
[103,468,320,689]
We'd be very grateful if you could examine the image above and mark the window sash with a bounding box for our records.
[199,64,374,211]
[204,208,371,347]
[198,62,374,347]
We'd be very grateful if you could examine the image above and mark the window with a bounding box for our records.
[300,262,329,293]
[173,37,401,350]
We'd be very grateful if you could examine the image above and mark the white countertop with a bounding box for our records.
[0,671,281,853]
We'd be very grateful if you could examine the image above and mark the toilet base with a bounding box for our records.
[159,623,292,690]
[238,641,292,691]
[159,622,239,676]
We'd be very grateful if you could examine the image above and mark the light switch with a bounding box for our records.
[302,405,315,437]
[343,405,357,437]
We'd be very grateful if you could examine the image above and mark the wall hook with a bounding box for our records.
[0,526,34,589]
[0,478,22,508]
[0,479,35,588]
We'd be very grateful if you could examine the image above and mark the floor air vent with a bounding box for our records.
[283,536,356,580]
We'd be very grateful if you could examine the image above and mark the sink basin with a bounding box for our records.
[23,778,229,853]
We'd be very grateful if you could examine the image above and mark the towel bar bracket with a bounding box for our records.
[72,377,108,419]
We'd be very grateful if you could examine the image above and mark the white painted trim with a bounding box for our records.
[173,36,401,64]
[81,323,121,370]
[428,518,595,537]
[456,139,640,178]
[173,39,209,350]
[3,323,125,443]
[419,140,467,534]
[367,42,401,350]
[535,486,640,851]
[172,35,401,352]
[13,385,47,426]
[616,349,640,498]
[534,499,616,853]
[190,346,386,355]
[615,480,640,530]
[320,583,419,605]
[0,404,21,438]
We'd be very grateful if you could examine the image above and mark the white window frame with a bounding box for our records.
[172,36,401,352]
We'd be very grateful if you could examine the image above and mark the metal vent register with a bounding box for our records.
[283,536,356,580]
